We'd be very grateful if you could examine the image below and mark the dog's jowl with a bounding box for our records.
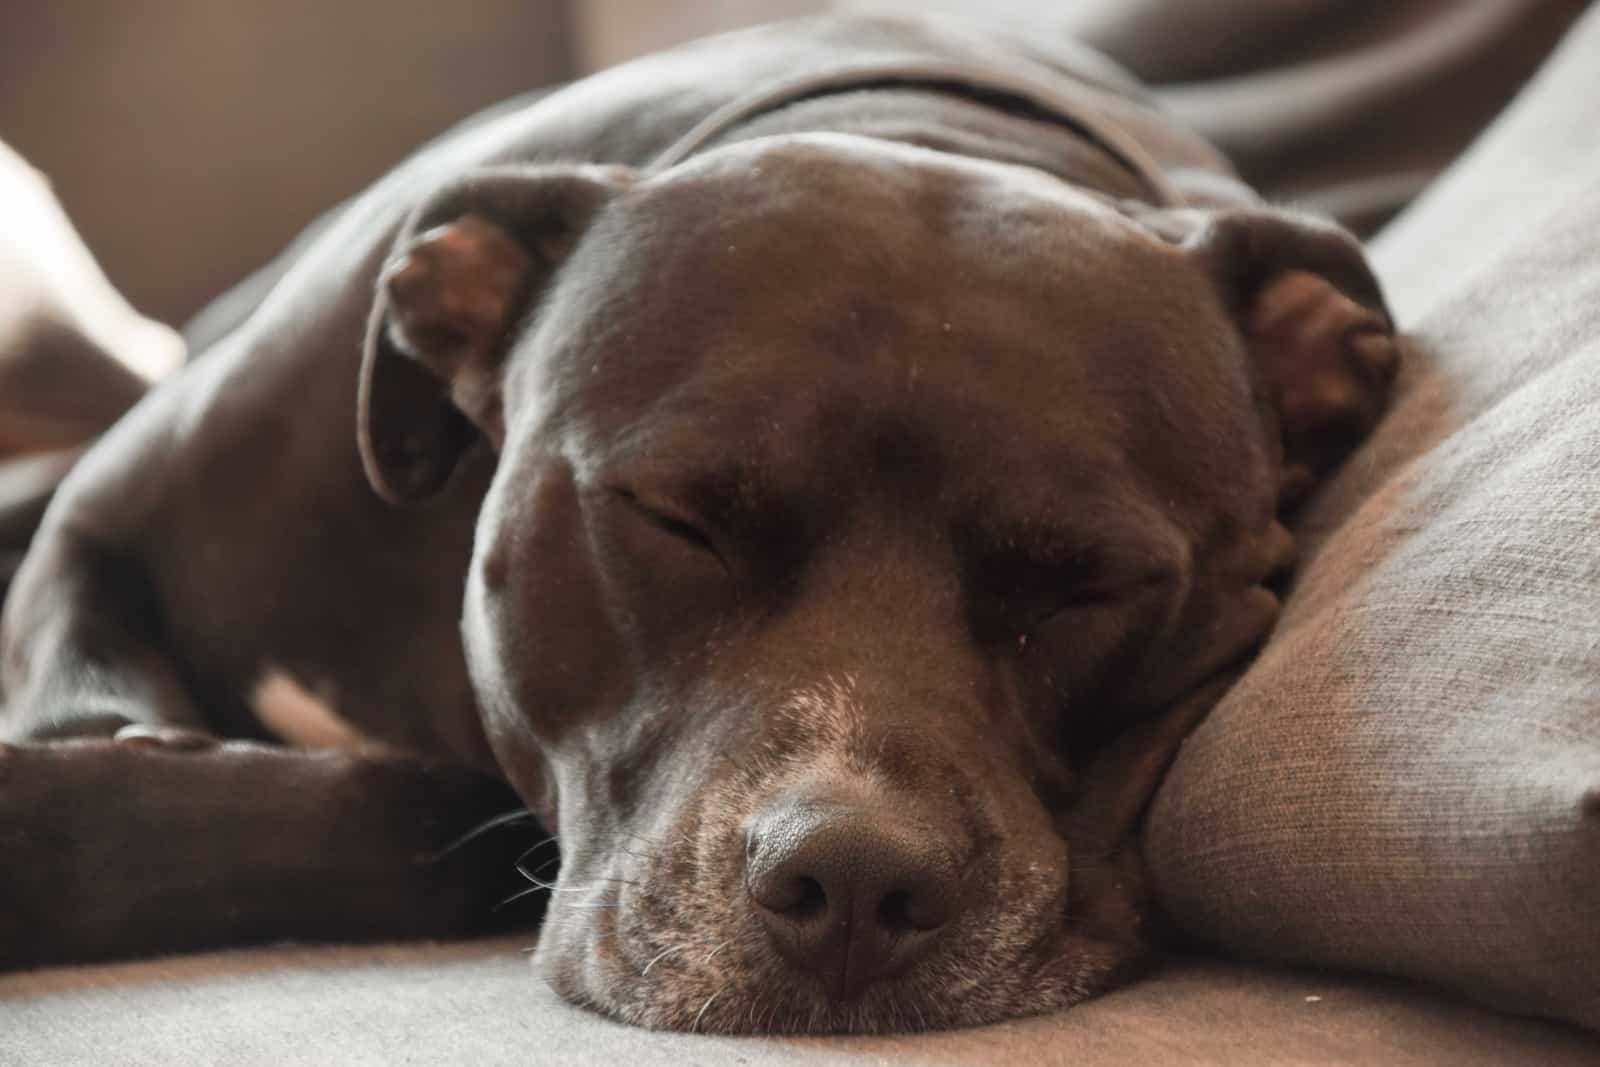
[0,14,1396,1033]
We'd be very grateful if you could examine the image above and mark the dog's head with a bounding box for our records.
[357,135,1395,1032]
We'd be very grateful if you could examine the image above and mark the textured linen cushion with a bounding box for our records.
[1143,6,1600,1031]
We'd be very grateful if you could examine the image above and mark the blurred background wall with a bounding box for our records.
[0,1,1581,330]
[0,1,834,330]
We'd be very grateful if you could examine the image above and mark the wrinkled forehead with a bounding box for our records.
[517,133,1247,503]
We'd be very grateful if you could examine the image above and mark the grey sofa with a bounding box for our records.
[2,940,1595,1065]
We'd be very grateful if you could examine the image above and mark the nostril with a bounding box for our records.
[785,876,828,922]
[877,889,915,934]
[752,869,830,920]
[877,886,951,934]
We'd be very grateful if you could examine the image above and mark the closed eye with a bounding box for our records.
[974,548,1176,645]
[609,487,726,566]
[1007,576,1135,637]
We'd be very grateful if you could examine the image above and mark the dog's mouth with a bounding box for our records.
[490,660,1172,1034]
[527,744,1144,1035]
[532,825,1139,1034]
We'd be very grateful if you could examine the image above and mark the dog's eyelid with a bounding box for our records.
[984,534,1169,589]
[606,484,698,526]
[1079,555,1177,595]
[993,546,1178,641]
[605,485,728,564]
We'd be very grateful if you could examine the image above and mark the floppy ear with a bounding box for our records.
[359,165,632,505]
[1140,205,1400,510]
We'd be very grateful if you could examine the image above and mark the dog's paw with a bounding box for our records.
[111,723,217,751]
[1250,270,1401,506]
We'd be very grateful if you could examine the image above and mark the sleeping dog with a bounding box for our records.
[0,14,1396,1033]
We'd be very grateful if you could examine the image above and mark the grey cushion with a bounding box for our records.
[1144,4,1600,1032]
[2,938,1596,1065]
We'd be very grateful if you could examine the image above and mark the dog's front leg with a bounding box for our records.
[1,519,214,746]
[0,737,537,971]
[0,527,544,969]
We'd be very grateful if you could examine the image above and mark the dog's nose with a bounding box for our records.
[744,791,963,999]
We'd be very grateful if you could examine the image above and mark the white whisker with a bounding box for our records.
[641,945,683,977]
[692,987,726,1033]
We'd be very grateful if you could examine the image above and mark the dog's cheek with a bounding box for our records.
[466,459,633,811]
[1018,575,1192,759]
[1119,513,1291,715]
[582,500,740,670]
[1020,601,1147,703]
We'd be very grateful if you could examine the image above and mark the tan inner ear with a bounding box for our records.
[1248,269,1400,497]
[379,214,532,446]
[383,215,530,369]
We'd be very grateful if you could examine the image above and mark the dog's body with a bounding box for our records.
[0,15,1396,1033]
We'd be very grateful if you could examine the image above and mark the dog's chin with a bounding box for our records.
[532,883,1144,1035]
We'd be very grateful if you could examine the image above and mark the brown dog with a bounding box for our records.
[0,14,1396,1033]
